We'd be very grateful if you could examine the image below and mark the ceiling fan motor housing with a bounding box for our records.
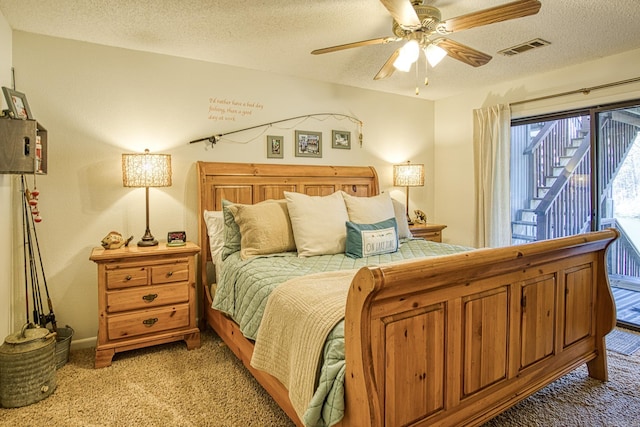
[392,5,441,38]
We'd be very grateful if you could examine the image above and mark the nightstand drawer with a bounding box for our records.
[419,230,441,241]
[409,223,447,243]
[107,303,191,340]
[152,262,189,284]
[106,267,148,289]
[106,283,190,313]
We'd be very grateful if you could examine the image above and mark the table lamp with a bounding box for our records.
[393,162,424,225]
[122,149,172,246]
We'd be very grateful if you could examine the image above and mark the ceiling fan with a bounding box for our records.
[311,0,542,82]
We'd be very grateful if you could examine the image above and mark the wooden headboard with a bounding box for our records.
[196,161,380,286]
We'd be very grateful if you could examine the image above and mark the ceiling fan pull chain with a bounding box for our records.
[415,56,420,95]
[424,56,430,87]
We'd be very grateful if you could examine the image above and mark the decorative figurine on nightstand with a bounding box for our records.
[414,209,427,224]
[101,231,133,250]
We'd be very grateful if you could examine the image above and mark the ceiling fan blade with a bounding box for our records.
[374,49,401,80]
[440,0,541,33]
[435,38,492,67]
[311,37,398,55]
[379,0,421,28]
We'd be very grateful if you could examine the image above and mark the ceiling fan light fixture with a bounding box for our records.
[393,55,413,72]
[393,39,420,72]
[425,44,447,67]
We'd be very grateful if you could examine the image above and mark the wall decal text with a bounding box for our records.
[208,97,264,121]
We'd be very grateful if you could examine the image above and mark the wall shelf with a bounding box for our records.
[0,118,47,174]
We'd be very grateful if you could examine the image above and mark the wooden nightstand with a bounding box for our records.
[89,242,201,368]
[409,223,447,242]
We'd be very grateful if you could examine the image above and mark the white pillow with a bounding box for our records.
[391,198,413,240]
[203,210,225,259]
[342,191,395,224]
[284,191,349,257]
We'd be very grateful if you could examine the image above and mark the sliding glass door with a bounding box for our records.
[596,103,640,330]
[511,100,640,329]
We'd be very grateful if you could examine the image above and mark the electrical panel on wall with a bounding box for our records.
[0,119,47,174]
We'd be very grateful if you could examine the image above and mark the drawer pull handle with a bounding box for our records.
[167,271,174,277]
[142,293,158,303]
[143,318,158,327]
[125,275,132,281]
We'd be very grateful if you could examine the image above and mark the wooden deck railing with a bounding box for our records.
[603,218,640,277]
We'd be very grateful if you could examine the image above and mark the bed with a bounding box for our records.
[197,161,618,427]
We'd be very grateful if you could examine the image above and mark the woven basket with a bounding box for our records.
[0,324,57,408]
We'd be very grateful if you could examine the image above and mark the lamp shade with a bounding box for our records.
[122,149,172,188]
[393,39,420,72]
[393,163,425,187]
[425,44,447,67]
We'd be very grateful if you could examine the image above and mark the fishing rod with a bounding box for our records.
[20,175,57,331]
[22,177,41,324]
[28,188,56,332]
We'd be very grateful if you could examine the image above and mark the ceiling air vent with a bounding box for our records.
[498,38,550,56]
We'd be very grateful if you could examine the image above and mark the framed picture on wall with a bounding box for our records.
[294,130,322,158]
[331,130,351,149]
[267,135,284,158]
[2,87,32,120]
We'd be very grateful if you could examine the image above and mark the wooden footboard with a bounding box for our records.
[202,229,617,427]
[342,229,618,427]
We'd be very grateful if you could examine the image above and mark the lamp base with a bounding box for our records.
[406,214,414,226]
[137,229,158,247]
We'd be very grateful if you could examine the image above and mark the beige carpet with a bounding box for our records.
[1,328,639,427]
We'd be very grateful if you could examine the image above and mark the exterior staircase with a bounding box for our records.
[511,113,639,244]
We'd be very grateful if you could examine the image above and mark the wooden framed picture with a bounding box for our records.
[332,130,351,149]
[294,130,322,158]
[2,87,32,120]
[267,135,284,159]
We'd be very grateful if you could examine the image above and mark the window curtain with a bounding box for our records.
[473,104,511,248]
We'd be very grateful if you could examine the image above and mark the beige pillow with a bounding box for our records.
[284,191,349,257]
[342,191,395,223]
[227,199,296,260]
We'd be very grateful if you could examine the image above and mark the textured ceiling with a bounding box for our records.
[2,0,640,100]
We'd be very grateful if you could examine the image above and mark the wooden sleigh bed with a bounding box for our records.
[197,161,618,427]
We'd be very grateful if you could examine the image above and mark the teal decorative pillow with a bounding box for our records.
[345,217,398,259]
[221,199,241,260]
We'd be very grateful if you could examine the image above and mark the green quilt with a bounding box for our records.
[212,239,471,427]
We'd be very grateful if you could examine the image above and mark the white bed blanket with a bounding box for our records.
[250,269,357,421]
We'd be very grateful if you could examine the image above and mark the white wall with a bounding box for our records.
[11,32,435,347]
[434,48,640,247]
[0,11,13,340]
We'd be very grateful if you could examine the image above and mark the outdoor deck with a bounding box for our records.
[612,285,640,330]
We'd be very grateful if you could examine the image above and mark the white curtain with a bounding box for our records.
[473,104,511,248]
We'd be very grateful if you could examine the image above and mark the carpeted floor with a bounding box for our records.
[1,328,639,427]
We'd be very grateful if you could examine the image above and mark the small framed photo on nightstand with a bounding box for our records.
[167,231,187,246]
